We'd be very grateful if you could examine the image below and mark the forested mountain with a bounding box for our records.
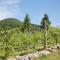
[0,18,22,30]
[0,18,41,31]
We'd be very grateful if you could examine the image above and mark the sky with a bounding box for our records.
[0,0,60,27]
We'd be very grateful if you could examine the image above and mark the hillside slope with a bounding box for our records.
[0,18,22,30]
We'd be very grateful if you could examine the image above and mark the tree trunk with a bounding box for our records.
[56,36,58,45]
[34,30,36,49]
[26,29,29,53]
[44,29,47,49]
[44,21,47,49]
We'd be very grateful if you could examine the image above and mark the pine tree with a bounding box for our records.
[23,14,30,32]
[23,14,31,52]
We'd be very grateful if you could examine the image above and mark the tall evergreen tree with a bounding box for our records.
[23,14,31,52]
[40,14,51,49]
[23,14,30,32]
[41,14,51,30]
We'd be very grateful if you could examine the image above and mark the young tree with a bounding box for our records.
[23,14,31,52]
[23,14,30,32]
[40,14,51,49]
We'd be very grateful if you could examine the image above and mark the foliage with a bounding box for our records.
[22,14,31,32]
[0,16,60,59]
[0,18,21,30]
[40,14,51,30]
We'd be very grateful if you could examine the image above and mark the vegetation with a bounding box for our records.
[0,18,22,30]
[0,14,60,60]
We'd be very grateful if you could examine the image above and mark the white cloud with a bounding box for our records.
[0,11,11,20]
[0,0,21,20]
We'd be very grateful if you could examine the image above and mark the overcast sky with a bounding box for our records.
[0,0,60,27]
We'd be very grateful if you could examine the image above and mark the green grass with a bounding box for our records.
[34,50,60,60]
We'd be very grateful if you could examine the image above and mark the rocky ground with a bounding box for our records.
[7,44,60,60]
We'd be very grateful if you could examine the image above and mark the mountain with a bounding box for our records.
[0,18,41,31]
[0,18,22,30]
